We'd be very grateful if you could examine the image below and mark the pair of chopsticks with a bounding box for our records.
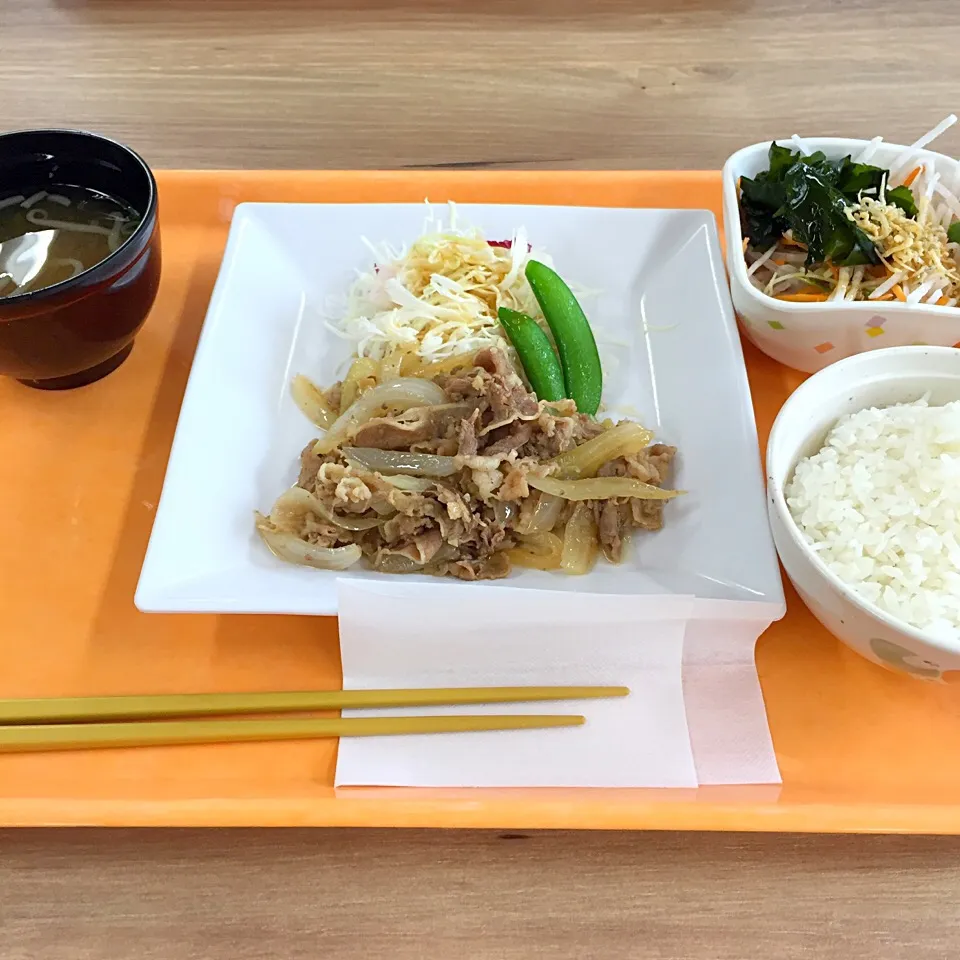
[0,686,628,753]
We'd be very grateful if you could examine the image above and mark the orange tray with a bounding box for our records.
[2,170,960,832]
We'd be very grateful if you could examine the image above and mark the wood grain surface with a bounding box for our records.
[3,829,960,960]
[6,0,960,957]
[5,0,960,170]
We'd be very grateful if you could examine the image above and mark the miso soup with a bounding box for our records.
[0,186,141,299]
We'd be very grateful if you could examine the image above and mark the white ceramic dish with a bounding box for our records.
[136,202,784,617]
[723,139,960,374]
[768,345,960,679]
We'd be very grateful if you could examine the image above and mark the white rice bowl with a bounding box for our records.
[786,396,960,644]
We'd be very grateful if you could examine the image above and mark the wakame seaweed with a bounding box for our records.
[886,185,918,218]
[740,143,918,265]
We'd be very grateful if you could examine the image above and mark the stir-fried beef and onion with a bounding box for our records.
[257,348,678,580]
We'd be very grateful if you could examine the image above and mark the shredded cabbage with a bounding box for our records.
[328,203,555,364]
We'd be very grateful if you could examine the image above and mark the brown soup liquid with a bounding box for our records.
[0,185,141,299]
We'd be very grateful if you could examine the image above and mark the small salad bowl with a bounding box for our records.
[723,137,960,374]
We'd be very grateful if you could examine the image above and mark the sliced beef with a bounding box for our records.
[456,411,480,457]
[592,443,677,556]
[351,402,477,450]
[597,500,625,563]
[444,350,540,436]
[324,382,343,414]
[393,527,444,565]
[597,443,676,483]
[445,552,511,581]
[298,441,325,488]
[474,347,517,379]
[483,421,535,458]
[281,348,676,581]
[498,464,531,501]
[629,497,669,532]
[380,512,431,544]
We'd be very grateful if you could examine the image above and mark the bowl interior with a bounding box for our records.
[723,139,960,312]
[726,137,960,195]
[0,129,154,214]
[0,130,157,309]
[768,347,960,491]
[766,347,960,665]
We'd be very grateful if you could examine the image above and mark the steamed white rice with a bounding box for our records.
[786,397,960,644]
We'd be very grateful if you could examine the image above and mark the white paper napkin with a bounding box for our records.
[335,580,699,788]
[682,601,782,785]
[334,581,783,789]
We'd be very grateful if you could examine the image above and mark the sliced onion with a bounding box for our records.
[291,375,335,429]
[410,350,479,380]
[338,357,380,413]
[373,553,425,574]
[344,356,379,385]
[337,513,388,531]
[560,504,599,575]
[313,379,447,455]
[527,474,681,501]
[339,379,359,414]
[380,475,434,493]
[516,491,563,534]
[343,447,458,478]
[270,486,319,521]
[272,486,381,531]
[255,514,362,570]
[550,422,654,479]
[508,532,564,571]
[378,350,411,380]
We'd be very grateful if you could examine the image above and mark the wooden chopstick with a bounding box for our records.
[0,686,628,725]
[0,714,585,753]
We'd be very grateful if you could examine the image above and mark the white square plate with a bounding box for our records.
[136,203,785,616]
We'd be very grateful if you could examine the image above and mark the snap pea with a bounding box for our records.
[497,307,566,402]
[524,260,602,416]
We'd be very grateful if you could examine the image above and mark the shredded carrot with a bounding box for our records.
[866,265,888,278]
[903,166,923,188]
[875,293,895,301]
[742,237,749,253]
[772,257,787,266]
[892,284,907,302]
[775,293,830,302]
[938,296,951,306]
[781,237,808,249]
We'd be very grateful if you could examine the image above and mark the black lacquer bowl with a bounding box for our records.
[0,129,160,389]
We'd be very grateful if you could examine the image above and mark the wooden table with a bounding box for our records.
[5,1,960,957]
